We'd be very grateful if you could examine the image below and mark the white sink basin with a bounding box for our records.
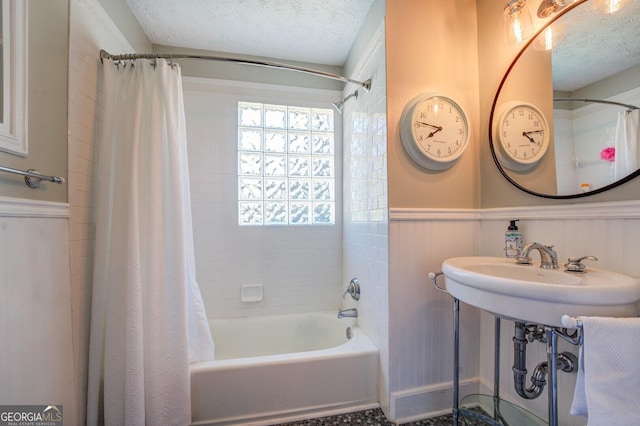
[442,256,640,327]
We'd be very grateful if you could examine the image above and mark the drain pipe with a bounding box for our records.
[512,322,577,400]
[513,322,545,399]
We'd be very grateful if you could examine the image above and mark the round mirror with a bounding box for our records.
[490,0,640,199]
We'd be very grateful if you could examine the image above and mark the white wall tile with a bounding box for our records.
[183,78,344,319]
[342,24,390,414]
[67,0,135,423]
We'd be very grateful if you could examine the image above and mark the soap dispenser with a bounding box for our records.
[505,220,522,258]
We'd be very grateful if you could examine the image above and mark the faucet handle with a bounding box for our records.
[515,254,533,265]
[564,256,598,273]
[343,278,360,300]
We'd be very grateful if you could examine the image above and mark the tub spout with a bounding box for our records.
[338,308,358,319]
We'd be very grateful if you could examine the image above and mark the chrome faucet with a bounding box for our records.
[516,242,559,269]
[337,308,358,319]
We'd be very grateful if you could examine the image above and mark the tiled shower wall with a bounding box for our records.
[341,21,390,412]
[183,78,344,319]
[554,87,640,194]
[68,0,136,422]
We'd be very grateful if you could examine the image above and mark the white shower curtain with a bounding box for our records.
[613,109,640,180]
[87,58,214,426]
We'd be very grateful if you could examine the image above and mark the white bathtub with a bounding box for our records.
[190,311,379,425]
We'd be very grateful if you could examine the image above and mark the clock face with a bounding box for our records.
[400,94,470,170]
[493,102,549,171]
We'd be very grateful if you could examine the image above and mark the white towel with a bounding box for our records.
[570,316,640,425]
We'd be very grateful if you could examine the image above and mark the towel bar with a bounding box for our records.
[0,165,65,188]
[428,271,448,294]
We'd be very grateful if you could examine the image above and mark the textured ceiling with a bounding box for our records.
[125,0,375,66]
[551,0,640,91]
[125,1,638,90]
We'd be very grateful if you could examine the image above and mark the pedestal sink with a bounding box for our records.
[442,256,640,327]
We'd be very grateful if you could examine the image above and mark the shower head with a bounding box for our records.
[344,90,358,103]
[332,90,359,114]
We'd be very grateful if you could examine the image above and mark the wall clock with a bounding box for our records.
[399,93,470,171]
[492,101,550,171]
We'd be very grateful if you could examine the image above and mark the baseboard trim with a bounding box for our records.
[389,378,479,423]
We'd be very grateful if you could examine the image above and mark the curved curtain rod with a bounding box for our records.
[100,49,371,92]
[554,97,639,111]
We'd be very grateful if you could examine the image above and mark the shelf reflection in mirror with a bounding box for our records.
[490,0,640,198]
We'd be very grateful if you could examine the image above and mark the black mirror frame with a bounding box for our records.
[488,0,640,199]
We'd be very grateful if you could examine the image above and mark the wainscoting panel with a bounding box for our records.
[0,197,74,418]
[388,211,481,421]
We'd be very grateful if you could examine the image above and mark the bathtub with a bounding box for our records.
[190,311,379,425]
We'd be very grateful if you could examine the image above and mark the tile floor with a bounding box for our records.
[278,407,489,425]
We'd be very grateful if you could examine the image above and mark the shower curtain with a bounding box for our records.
[613,109,640,180]
[87,58,214,426]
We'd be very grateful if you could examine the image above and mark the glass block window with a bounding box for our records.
[238,102,335,225]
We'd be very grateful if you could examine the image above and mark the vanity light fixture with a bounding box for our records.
[504,0,534,44]
[537,0,566,18]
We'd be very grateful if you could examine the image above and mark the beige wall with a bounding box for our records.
[385,0,482,421]
[573,63,640,101]
[96,0,151,52]
[386,0,480,209]
[0,1,69,202]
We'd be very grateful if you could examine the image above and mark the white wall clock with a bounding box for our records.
[492,101,550,171]
[399,93,470,171]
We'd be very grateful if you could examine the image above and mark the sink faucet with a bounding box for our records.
[337,308,358,318]
[516,242,559,269]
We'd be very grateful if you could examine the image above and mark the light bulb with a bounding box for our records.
[533,24,564,50]
[541,27,554,50]
[504,0,534,44]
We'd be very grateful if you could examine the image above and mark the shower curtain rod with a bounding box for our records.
[100,49,372,92]
[554,97,639,111]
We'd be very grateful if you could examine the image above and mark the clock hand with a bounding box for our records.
[428,126,443,138]
[415,121,440,130]
[522,130,543,144]
[415,121,443,138]
[522,132,536,144]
